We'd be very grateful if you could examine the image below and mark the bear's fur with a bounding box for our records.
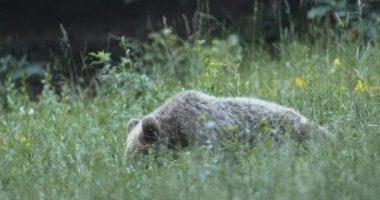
[125,91,322,161]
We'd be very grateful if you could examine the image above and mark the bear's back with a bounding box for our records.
[150,91,309,143]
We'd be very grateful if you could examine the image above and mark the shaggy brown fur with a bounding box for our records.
[125,91,321,161]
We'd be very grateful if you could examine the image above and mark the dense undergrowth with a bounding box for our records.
[1,26,380,199]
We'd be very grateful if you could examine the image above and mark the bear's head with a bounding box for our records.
[124,116,161,162]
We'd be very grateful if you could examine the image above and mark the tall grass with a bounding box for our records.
[1,28,380,199]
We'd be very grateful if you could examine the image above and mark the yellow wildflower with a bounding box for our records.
[333,58,342,66]
[20,136,28,144]
[196,114,206,122]
[354,80,366,92]
[292,78,306,88]
[330,58,342,74]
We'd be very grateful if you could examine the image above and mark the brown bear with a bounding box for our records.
[125,91,324,162]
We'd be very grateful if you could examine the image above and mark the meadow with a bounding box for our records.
[1,29,379,199]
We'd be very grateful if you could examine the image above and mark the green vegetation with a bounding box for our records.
[1,25,380,199]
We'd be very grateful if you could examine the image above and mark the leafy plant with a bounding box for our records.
[307,0,380,41]
[0,54,45,81]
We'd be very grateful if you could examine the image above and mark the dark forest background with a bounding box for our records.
[1,0,380,97]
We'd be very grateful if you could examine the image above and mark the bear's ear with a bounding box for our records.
[141,116,160,143]
[127,118,140,132]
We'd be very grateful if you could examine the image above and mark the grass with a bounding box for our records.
[1,30,380,199]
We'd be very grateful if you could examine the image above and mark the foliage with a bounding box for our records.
[0,54,45,107]
[1,28,380,200]
[0,54,45,81]
[307,0,380,41]
[307,0,349,19]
